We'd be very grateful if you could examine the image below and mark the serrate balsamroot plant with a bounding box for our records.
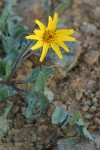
[0,7,93,141]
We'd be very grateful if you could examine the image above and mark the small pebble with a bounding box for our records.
[75,91,83,101]
[83,50,100,65]
[86,80,95,90]
[84,113,93,120]
[0,1,3,8]
[92,97,98,104]
[90,93,94,98]
[81,100,91,106]
[38,125,48,132]
[80,22,97,34]
[12,106,20,115]
[95,90,100,98]
[89,105,97,113]
[94,118,100,126]
[82,106,90,112]
[15,142,23,147]
[31,134,37,142]
[95,112,100,118]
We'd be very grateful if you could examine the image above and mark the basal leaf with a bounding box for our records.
[83,127,93,141]
[0,85,16,102]
[69,111,80,124]
[5,60,12,78]
[52,105,68,124]
[26,89,38,118]
[3,101,12,118]
[35,72,46,93]
[76,118,84,126]
[0,101,12,140]
[39,92,50,113]
[26,67,54,83]
[74,118,93,141]
[0,59,5,76]
[61,114,70,128]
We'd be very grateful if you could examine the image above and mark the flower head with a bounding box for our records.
[25,13,75,62]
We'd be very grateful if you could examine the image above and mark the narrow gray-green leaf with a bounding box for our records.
[3,101,12,118]
[70,111,80,124]
[83,127,93,141]
[0,86,16,101]
[52,105,68,124]
[35,72,46,93]
[39,92,50,113]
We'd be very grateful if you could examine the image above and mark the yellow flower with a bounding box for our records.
[25,13,75,62]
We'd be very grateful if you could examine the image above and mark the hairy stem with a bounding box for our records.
[0,80,26,85]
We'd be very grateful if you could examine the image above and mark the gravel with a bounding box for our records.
[83,50,100,65]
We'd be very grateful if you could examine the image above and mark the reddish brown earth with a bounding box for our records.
[0,0,100,149]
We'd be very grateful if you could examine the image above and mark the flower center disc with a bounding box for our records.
[43,30,56,43]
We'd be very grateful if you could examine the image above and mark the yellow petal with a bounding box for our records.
[35,19,46,31]
[56,29,75,36]
[51,43,63,59]
[56,40,69,52]
[52,13,58,30]
[47,16,53,30]
[25,34,41,40]
[57,34,76,41]
[34,29,44,35]
[60,36,76,41]
[31,41,43,50]
[39,43,49,62]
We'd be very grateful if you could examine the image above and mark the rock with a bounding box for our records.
[90,93,94,98]
[91,7,100,20]
[44,88,54,102]
[82,0,97,6]
[95,112,100,118]
[16,0,45,29]
[14,114,25,128]
[83,50,100,65]
[75,90,83,101]
[26,118,34,124]
[94,118,100,126]
[47,105,55,118]
[47,80,57,93]
[80,22,97,34]
[0,1,3,8]
[15,142,23,148]
[81,99,91,106]
[21,107,26,116]
[82,106,89,112]
[92,97,98,104]
[95,90,100,98]
[8,129,20,136]
[84,113,93,120]
[13,137,21,143]
[38,125,48,132]
[89,105,97,113]
[55,136,100,150]
[54,101,67,110]
[53,67,66,80]
[86,80,95,90]
[11,106,20,115]
[97,108,100,112]
[47,41,81,73]
[31,134,37,142]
